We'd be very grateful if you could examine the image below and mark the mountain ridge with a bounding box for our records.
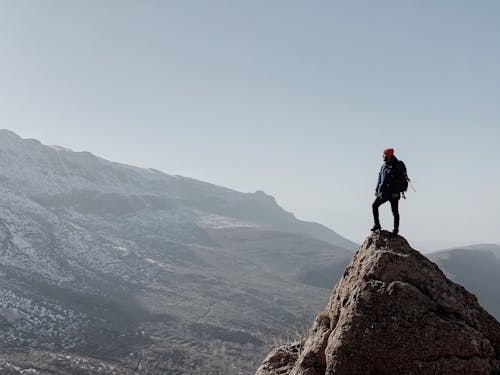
[0,129,355,373]
[0,129,357,250]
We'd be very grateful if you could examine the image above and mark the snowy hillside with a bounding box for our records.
[0,129,354,374]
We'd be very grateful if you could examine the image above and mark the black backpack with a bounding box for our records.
[390,160,410,194]
[397,160,409,193]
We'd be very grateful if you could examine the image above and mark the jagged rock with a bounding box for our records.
[256,341,304,375]
[257,230,500,375]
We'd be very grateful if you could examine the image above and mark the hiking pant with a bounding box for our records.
[372,196,400,229]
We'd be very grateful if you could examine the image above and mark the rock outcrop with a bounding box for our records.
[257,230,500,375]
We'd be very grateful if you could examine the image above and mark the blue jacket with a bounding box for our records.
[376,155,403,200]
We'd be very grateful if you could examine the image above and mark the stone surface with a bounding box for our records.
[257,230,500,375]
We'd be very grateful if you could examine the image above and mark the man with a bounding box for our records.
[371,148,404,236]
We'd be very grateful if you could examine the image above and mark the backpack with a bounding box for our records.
[390,160,410,194]
[397,160,409,193]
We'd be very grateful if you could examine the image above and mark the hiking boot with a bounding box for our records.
[371,224,381,231]
[391,228,399,237]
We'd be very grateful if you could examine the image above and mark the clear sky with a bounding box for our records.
[1,1,499,250]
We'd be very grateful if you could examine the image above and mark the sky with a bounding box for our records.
[0,1,499,250]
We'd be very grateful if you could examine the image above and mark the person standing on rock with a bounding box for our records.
[371,148,405,236]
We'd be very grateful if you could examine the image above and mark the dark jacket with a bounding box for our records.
[375,155,403,200]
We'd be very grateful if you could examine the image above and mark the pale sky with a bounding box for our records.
[1,1,499,250]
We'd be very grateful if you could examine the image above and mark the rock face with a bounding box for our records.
[257,230,500,375]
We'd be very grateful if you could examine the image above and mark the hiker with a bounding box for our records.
[371,148,405,236]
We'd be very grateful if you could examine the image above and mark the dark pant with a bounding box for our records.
[372,196,399,229]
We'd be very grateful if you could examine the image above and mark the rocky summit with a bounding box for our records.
[257,230,500,375]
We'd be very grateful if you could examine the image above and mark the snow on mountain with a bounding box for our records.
[0,129,355,374]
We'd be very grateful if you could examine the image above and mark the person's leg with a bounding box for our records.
[371,197,385,230]
[390,197,400,234]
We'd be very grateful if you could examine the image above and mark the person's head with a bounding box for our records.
[383,148,394,162]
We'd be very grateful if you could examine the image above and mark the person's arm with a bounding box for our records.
[375,166,382,196]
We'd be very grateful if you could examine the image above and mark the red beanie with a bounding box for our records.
[383,148,394,156]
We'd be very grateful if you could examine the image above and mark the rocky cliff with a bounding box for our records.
[257,230,500,375]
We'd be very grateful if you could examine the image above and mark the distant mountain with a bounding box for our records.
[0,129,356,250]
[427,244,500,320]
[0,129,354,374]
[457,243,500,259]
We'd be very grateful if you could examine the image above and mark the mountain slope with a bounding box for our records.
[0,129,353,374]
[428,244,500,320]
[0,129,357,250]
